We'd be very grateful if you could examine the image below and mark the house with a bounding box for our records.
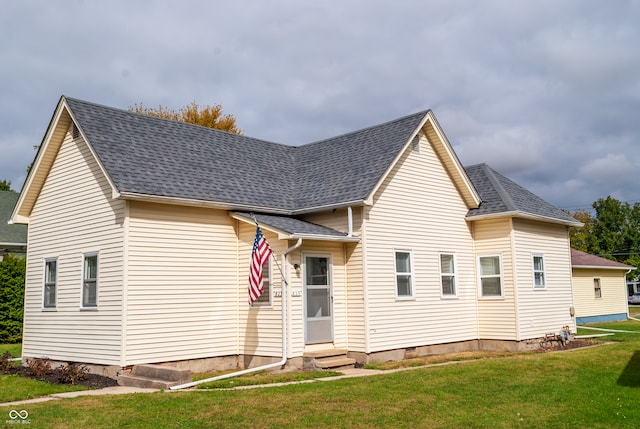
[0,190,27,260]
[570,248,634,324]
[11,96,581,375]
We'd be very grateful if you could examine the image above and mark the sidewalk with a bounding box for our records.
[0,386,159,407]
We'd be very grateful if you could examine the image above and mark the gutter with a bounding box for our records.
[170,238,303,390]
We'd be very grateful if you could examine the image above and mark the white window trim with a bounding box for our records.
[532,254,546,289]
[478,254,504,299]
[439,253,457,299]
[43,257,58,310]
[251,258,273,308]
[81,252,99,310]
[394,249,415,299]
[594,278,602,299]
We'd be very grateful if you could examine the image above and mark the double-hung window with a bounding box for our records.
[82,253,98,308]
[252,260,272,306]
[395,250,414,298]
[43,258,57,308]
[594,278,602,298]
[533,255,546,289]
[440,254,456,297]
[479,255,503,297]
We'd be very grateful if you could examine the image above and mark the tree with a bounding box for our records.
[568,196,640,280]
[0,180,11,191]
[0,254,26,343]
[129,101,242,134]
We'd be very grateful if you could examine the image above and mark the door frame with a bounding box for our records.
[302,253,334,345]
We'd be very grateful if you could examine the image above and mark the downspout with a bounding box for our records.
[171,238,303,390]
[347,206,353,237]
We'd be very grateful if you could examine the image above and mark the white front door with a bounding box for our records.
[304,255,333,344]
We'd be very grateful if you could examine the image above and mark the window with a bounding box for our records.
[533,255,546,288]
[82,254,98,308]
[440,254,456,297]
[253,260,272,306]
[43,259,57,308]
[395,251,414,298]
[479,255,502,297]
[594,278,602,298]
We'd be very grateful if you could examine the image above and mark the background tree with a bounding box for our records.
[0,254,26,343]
[0,180,12,191]
[130,101,242,134]
[568,196,640,280]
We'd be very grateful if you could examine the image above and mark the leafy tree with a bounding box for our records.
[0,180,11,191]
[0,254,26,343]
[569,196,640,280]
[130,101,242,134]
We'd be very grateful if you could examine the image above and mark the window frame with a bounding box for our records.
[439,253,457,298]
[478,254,504,298]
[43,258,58,309]
[394,249,415,299]
[594,278,602,298]
[81,253,99,309]
[251,258,272,307]
[532,254,546,289]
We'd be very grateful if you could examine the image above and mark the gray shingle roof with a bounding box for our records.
[0,190,27,247]
[233,212,355,239]
[66,97,425,214]
[465,163,580,225]
[62,97,577,226]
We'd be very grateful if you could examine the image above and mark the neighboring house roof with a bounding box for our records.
[0,190,27,250]
[571,248,636,270]
[231,212,359,242]
[465,163,581,226]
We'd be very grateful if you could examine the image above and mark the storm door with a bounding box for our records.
[304,255,333,344]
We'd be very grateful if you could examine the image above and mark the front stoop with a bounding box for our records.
[303,349,356,371]
[118,364,192,390]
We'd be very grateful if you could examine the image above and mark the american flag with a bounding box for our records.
[249,226,273,305]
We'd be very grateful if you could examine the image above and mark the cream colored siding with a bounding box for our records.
[363,135,478,353]
[572,268,629,319]
[23,130,125,365]
[238,222,287,358]
[473,219,517,340]
[512,219,574,338]
[126,202,238,364]
[302,208,366,351]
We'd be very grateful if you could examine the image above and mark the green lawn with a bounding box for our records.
[1,321,639,428]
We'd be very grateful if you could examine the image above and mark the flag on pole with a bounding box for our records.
[249,226,273,305]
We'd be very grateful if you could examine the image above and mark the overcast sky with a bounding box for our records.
[2,0,639,211]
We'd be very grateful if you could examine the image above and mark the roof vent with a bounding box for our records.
[72,124,80,139]
[412,134,420,152]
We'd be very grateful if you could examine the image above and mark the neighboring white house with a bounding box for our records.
[11,96,582,374]
[570,248,635,324]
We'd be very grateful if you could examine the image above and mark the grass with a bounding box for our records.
[193,369,341,389]
[1,319,639,428]
[0,343,21,357]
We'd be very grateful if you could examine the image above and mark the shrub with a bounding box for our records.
[56,363,89,384]
[0,254,26,343]
[0,351,15,372]
[26,357,51,378]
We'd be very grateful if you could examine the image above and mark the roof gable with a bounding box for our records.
[465,163,581,226]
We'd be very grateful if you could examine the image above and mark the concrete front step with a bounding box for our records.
[118,364,191,389]
[315,356,357,370]
[303,349,355,371]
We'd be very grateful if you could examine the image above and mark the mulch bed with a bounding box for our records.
[533,339,600,353]
[3,365,118,389]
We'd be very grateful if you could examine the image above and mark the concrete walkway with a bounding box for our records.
[0,386,159,407]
